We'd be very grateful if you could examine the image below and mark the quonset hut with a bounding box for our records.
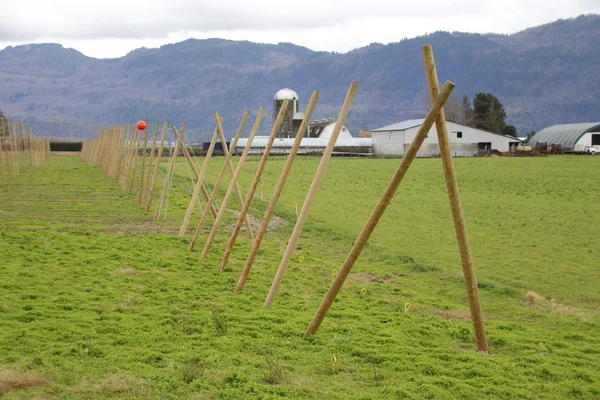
[528,123,600,152]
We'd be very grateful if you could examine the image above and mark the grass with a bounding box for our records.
[0,154,599,399]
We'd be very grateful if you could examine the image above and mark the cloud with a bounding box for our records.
[0,0,597,58]
[0,0,486,40]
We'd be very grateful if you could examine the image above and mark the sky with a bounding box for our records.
[0,0,599,58]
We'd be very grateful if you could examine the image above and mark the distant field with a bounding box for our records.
[1,155,599,399]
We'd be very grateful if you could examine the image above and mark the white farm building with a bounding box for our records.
[371,119,522,157]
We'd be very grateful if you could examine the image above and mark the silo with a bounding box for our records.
[274,88,299,138]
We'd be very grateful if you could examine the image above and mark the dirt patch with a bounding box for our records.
[433,311,472,320]
[110,268,138,277]
[0,368,47,395]
[349,273,394,284]
[74,374,150,397]
[524,291,544,303]
[223,210,287,233]
[107,221,179,234]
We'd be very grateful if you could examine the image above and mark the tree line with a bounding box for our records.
[445,93,518,137]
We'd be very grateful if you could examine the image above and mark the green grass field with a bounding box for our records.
[1,154,599,399]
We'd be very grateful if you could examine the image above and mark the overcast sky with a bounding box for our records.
[1,0,599,58]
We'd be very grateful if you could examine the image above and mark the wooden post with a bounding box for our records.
[0,136,6,186]
[197,108,266,260]
[188,110,262,250]
[304,80,455,336]
[120,125,134,189]
[145,121,169,213]
[2,135,10,182]
[179,134,220,219]
[217,100,293,271]
[137,122,150,204]
[154,123,184,221]
[142,122,160,204]
[422,44,488,353]
[181,125,220,238]
[183,111,249,239]
[180,113,247,236]
[128,127,142,192]
[227,92,319,278]
[263,81,358,308]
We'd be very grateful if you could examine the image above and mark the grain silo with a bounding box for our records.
[274,88,299,138]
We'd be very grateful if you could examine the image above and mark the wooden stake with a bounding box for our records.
[179,126,229,222]
[143,122,160,204]
[263,81,358,308]
[145,121,169,213]
[154,123,185,221]
[304,80,455,336]
[197,108,265,260]
[188,110,263,251]
[183,111,249,239]
[181,125,221,238]
[137,122,150,204]
[229,91,319,280]
[422,44,488,353]
[216,101,292,271]
[179,136,220,219]
[180,114,247,236]
[128,127,142,192]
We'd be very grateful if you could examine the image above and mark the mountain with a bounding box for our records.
[0,15,599,140]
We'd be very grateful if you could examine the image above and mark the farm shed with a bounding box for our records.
[528,123,600,152]
[371,119,522,157]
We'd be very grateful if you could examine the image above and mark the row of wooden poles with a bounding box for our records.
[82,45,489,353]
[0,121,51,186]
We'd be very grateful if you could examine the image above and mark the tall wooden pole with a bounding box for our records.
[263,81,358,308]
[188,110,261,250]
[422,44,488,353]
[197,108,265,260]
[120,125,134,189]
[143,122,160,204]
[304,80,455,336]
[179,112,249,236]
[181,125,220,238]
[234,91,319,292]
[145,121,169,213]
[2,135,10,182]
[0,136,6,185]
[179,134,220,219]
[217,99,293,271]
[183,110,249,239]
[128,127,142,192]
[154,123,185,221]
[137,123,150,204]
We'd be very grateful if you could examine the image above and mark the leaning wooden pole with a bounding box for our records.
[154,124,184,221]
[188,110,263,251]
[128,127,142,192]
[181,125,220,238]
[422,44,488,353]
[229,91,319,281]
[304,80,455,336]
[179,134,220,219]
[217,100,295,271]
[142,122,160,204]
[263,81,358,308]
[145,121,169,213]
[137,123,150,204]
[196,109,265,258]
[179,112,248,236]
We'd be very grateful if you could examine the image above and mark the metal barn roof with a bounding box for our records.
[371,119,424,132]
[529,123,600,150]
